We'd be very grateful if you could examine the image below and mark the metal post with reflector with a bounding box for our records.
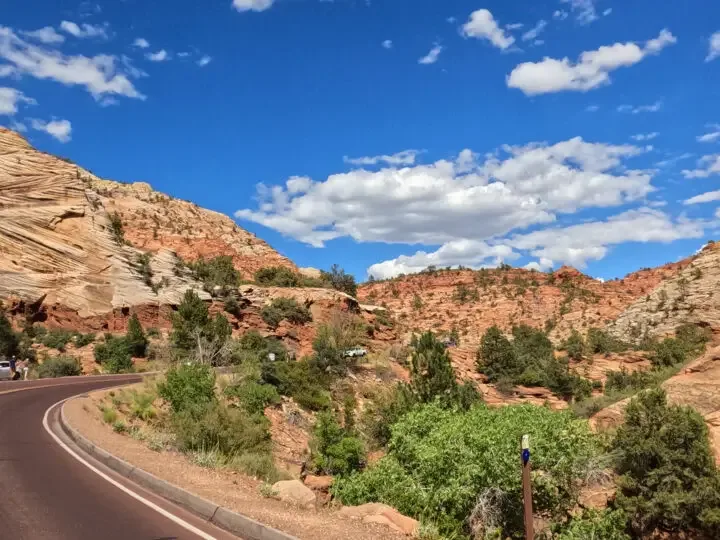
[521,434,534,539]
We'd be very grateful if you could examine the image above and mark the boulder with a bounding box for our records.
[303,475,333,491]
[271,479,316,508]
[340,503,418,536]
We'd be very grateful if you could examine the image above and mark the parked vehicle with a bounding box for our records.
[0,360,12,381]
[343,347,368,358]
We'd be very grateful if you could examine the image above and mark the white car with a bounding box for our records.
[0,360,12,381]
[344,347,368,358]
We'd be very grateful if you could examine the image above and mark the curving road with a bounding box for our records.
[0,376,239,540]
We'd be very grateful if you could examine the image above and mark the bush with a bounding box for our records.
[126,314,148,357]
[94,337,134,373]
[476,326,521,381]
[171,289,210,352]
[254,266,300,287]
[135,253,153,287]
[553,509,630,540]
[37,356,82,378]
[39,329,73,351]
[73,332,96,348]
[675,323,711,355]
[320,264,357,297]
[261,298,312,329]
[612,389,720,537]
[310,411,366,476]
[263,358,332,411]
[309,310,365,375]
[563,329,585,360]
[650,337,686,367]
[108,212,125,244]
[605,368,654,394]
[158,362,216,414]
[334,403,599,538]
[0,312,19,358]
[187,256,242,294]
[586,328,629,355]
[225,381,280,415]
[172,400,271,456]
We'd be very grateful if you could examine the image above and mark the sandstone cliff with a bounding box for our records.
[0,128,294,319]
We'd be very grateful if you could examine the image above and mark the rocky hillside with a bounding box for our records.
[0,127,294,318]
[608,241,720,343]
[357,259,693,367]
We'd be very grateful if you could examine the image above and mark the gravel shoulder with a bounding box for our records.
[64,386,402,540]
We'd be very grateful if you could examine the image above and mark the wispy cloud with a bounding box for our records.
[146,49,170,62]
[30,117,72,142]
[418,43,443,65]
[618,100,663,114]
[60,21,108,39]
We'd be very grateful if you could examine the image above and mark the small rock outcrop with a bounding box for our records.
[271,479,317,509]
[340,503,419,536]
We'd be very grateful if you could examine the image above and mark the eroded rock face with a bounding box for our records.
[0,128,291,319]
[608,242,720,343]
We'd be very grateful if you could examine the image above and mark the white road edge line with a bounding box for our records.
[42,395,218,540]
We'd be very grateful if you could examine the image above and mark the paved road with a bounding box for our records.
[0,376,239,540]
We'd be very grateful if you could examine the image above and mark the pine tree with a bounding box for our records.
[171,289,210,352]
[126,313,148,357]
[477,326,519,381]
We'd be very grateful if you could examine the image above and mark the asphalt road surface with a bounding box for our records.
[0,376,240,540]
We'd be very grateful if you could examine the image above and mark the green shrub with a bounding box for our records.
[334,403,599,538]
[230,452,279,482]
[94,337,134,373]
[102,407,118,424]
[187,256,242,294]
[563,329,585,360]
[225,381,280,415]
[553,509,630,540]
[675,323,711,355]
[129,390,157,421]
[223,295,242,317]
[650,337,686,367]
[612,389,720,537]
[262,358,331,411]
[310,411,366,476]
[126,314,148,358]
[0,312,19,358]
[254,266,301,287]
[172,400,271,456]
[40,329,73,351]
[261,297,312,329]
[158,362,216,413]
[135,253,153,287]
[73,332,96,348]
[586,328,628,354]
[476,326,520,381]
[37,356,82,378]
[605,368,654,394]
[171,289,210,352]
[108,212,125,245]
[360,384,417,448]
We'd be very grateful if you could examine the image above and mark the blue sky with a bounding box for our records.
[2,0,719,281]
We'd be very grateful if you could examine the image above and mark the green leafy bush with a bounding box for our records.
[650,337,686,367]
[262,358,332,411]
[73,332,96,348]
[586,328,629,355]
[108,212,125,245]
[126,313,148,357]
[563,329,585,360]
[158,362,216,413]
[476,326,521,381]
[612,389,720,537]
[254,266,301,287]
[605,368,654,394]
[171,289,210,351]
[675,323,711,355]
[310,411,366,476]
[334,403,599,538]
[187,256,242,294]
[39,329,73,351]
[261,297,312,329]
[94,337,134,373]
[225,381,280,415]
[37,356,82,378]
[172,400,271,456]
[553,509,630,540]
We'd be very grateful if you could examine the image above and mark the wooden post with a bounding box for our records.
[521,434,534,540]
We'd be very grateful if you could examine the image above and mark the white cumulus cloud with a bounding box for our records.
[0,87,36,115]
[197,55,212,67]
[684,190,720,205]
[418,43,443,65]
[232,0,274,12]
[21,26,65,44]
[133,38,150,49]
[560,0,598,25]
[236,137,654,251]
[146,49,169,62]
[0,26,144,101]
[462,9,515,50]
[382,40,393,49]
[30,118,72,142]
[507,29,676,96]
[706,31,720,62]
[60,21,108,39]
[344,150,422,167]
[682,155,720,179]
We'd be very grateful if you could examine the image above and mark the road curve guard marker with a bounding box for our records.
[49,393,298,540]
